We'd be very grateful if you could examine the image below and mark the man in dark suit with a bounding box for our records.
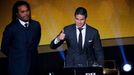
[1,1,41,75]
[50,7,104,68]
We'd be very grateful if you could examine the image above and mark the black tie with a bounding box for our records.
[78,28,83,51]
[25,23,28,28]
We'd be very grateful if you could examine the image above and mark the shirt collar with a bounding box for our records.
[76,24,86,29]
[18,19,29,27]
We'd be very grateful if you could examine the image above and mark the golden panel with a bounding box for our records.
[0,0,134,46]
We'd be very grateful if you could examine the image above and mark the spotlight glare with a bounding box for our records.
[123,64,132,72]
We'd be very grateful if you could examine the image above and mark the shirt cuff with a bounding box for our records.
[54,38,60,44]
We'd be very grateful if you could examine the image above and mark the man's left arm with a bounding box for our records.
[34,22,41,47]
[37,22,41,44]
[93,30,104,66]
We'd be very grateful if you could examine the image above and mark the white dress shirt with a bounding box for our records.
[76,24,86,48]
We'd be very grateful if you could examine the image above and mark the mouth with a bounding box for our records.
[20,16,29,22]
[23,16,29,20]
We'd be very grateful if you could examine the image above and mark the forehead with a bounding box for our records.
[17,5,28,10]
[75,14,86,19]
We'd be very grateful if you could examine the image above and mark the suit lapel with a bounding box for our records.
[84,25,90,49]
[72,24,78,48]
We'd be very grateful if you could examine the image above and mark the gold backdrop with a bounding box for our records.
[0,0,134,45]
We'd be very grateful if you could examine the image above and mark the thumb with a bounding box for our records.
[61,29,64,34]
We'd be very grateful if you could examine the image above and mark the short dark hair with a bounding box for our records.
[12,1,31,21]
[74,7,87,18]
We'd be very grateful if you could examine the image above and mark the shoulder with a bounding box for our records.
[3,21,16,34]
[5,21,16,30]
[64,24,75,30]
[30,20,40,25]
[86,24,97,31]
[86,24,99,34]
[30,20,41,28]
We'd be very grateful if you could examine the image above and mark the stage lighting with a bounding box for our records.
[123,64,132,72]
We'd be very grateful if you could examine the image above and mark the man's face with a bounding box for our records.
[75,14,86,28]
[17,5,30,22]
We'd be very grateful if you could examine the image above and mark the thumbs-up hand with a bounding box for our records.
[58,30,65,40]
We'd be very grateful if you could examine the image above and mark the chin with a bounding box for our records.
[22,19,29,22]
[23,17,30,22]
[79,25,84,27]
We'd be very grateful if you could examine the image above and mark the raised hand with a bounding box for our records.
[58,30,65,40]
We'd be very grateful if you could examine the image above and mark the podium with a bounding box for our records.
[49,67,103,75]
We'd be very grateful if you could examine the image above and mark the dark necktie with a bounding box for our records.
[78,28,83,51]
[25,23,28,28]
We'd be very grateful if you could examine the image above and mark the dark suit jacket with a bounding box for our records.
[1,19,41,75]
[50,24,104,68]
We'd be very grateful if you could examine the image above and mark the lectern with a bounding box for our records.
[49,67,103,75]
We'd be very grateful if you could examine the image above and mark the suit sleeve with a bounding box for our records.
[31,22,41,51]
[1,26,12,56]
[50,36,64,49]
[93,30,104,66]
[36,22,41,46]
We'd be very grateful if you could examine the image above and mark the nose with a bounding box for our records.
[77,20,81,23]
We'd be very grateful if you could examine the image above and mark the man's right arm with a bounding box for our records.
[50,30,65,49]
[1,25,12,56]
